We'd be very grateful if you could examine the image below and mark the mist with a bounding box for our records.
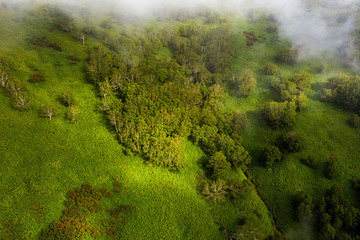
[3,0,360,69]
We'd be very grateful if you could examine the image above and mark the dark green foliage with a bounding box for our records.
[278,131,304,152]
[350,176,360,192]
[301,156,319,169]
[324,158,339,179]
[28,73,45,83]
[264,101,296,128]
[227,179,252,203]
[318,185,360,240]
[294,191,314,221]
[322,74,360,111]
[235,69,256,97]
[277,48,297,64]
[264,63,278,75]
[207,152,231,179]
[262,145,282,167]
[349,114,360,128]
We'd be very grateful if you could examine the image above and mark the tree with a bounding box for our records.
[41,105,56,120]
[325,158,339,179]
[294,191,314,221]
[207,152,231,179]
[67,106,80,123]
[202,179,227,202]
[264,101,296,128]
[349,114,360,128]
[262,146,282,167]
[12,93,31,111]
[277,48,297,64]
[278,131,304,152]
[264,63,278,75]
[76,34,86,45]
[236,69,256,97]
[60,90,74,107]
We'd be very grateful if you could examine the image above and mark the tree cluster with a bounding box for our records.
[322,74,360,111]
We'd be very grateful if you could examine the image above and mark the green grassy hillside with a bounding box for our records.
[0,4,274,240]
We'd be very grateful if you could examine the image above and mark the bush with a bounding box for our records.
[202,179,227,202]
[277,48,297,64]
[207,152,232,179]
[349,114,360,128]
[41,105,56,120]
[294,191,314,221]
[264,63,279,75]
[60,90,75,107]
[67,106,79,123]
[324,158,339,179]
[262,145,283,167]
[264,101,296,128]
[12,94,31,111]
[236,70,256,97]
[301,156,319,169]
[278,131,304,152]
[227,179,252,203]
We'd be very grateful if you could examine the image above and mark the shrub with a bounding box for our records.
[202,179,227,202]
[349,114,360,128]
[264,63,279,75]
[264,101,296,128]
[227,179,252,203]
[277,48,297,64]
[236,69,256,97]
[266,22,279,33]
[294,191,314,221]
[301,156,319,169]
[67,106,79,123]
[60,90,75,107]
[278,131,304,152]
[207,152,231,179]
[12,94,31,111]
[262,145,282,167]
[41,105,56,120]
[324,158,339,179]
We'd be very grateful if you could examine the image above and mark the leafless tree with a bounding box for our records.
[13,94,31,111]
[41,105,56,120]
[76,34,86,45]
[0,69,9,87]
[202,179,227,202]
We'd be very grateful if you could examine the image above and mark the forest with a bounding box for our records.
[0,0,360,239]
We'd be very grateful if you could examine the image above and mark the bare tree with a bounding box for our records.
[13,94,31,111]
[41,105,56,120]
[0,69,9,87]
[76,34,86,45]
[202,179,227,202]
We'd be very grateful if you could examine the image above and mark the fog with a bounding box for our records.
[3,0,360,69]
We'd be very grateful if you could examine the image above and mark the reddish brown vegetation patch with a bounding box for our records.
[40,183,131,240]
[28,73,45,83]
[67,55,81,62]
[29,36,63,52]
[243,31,258,46]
